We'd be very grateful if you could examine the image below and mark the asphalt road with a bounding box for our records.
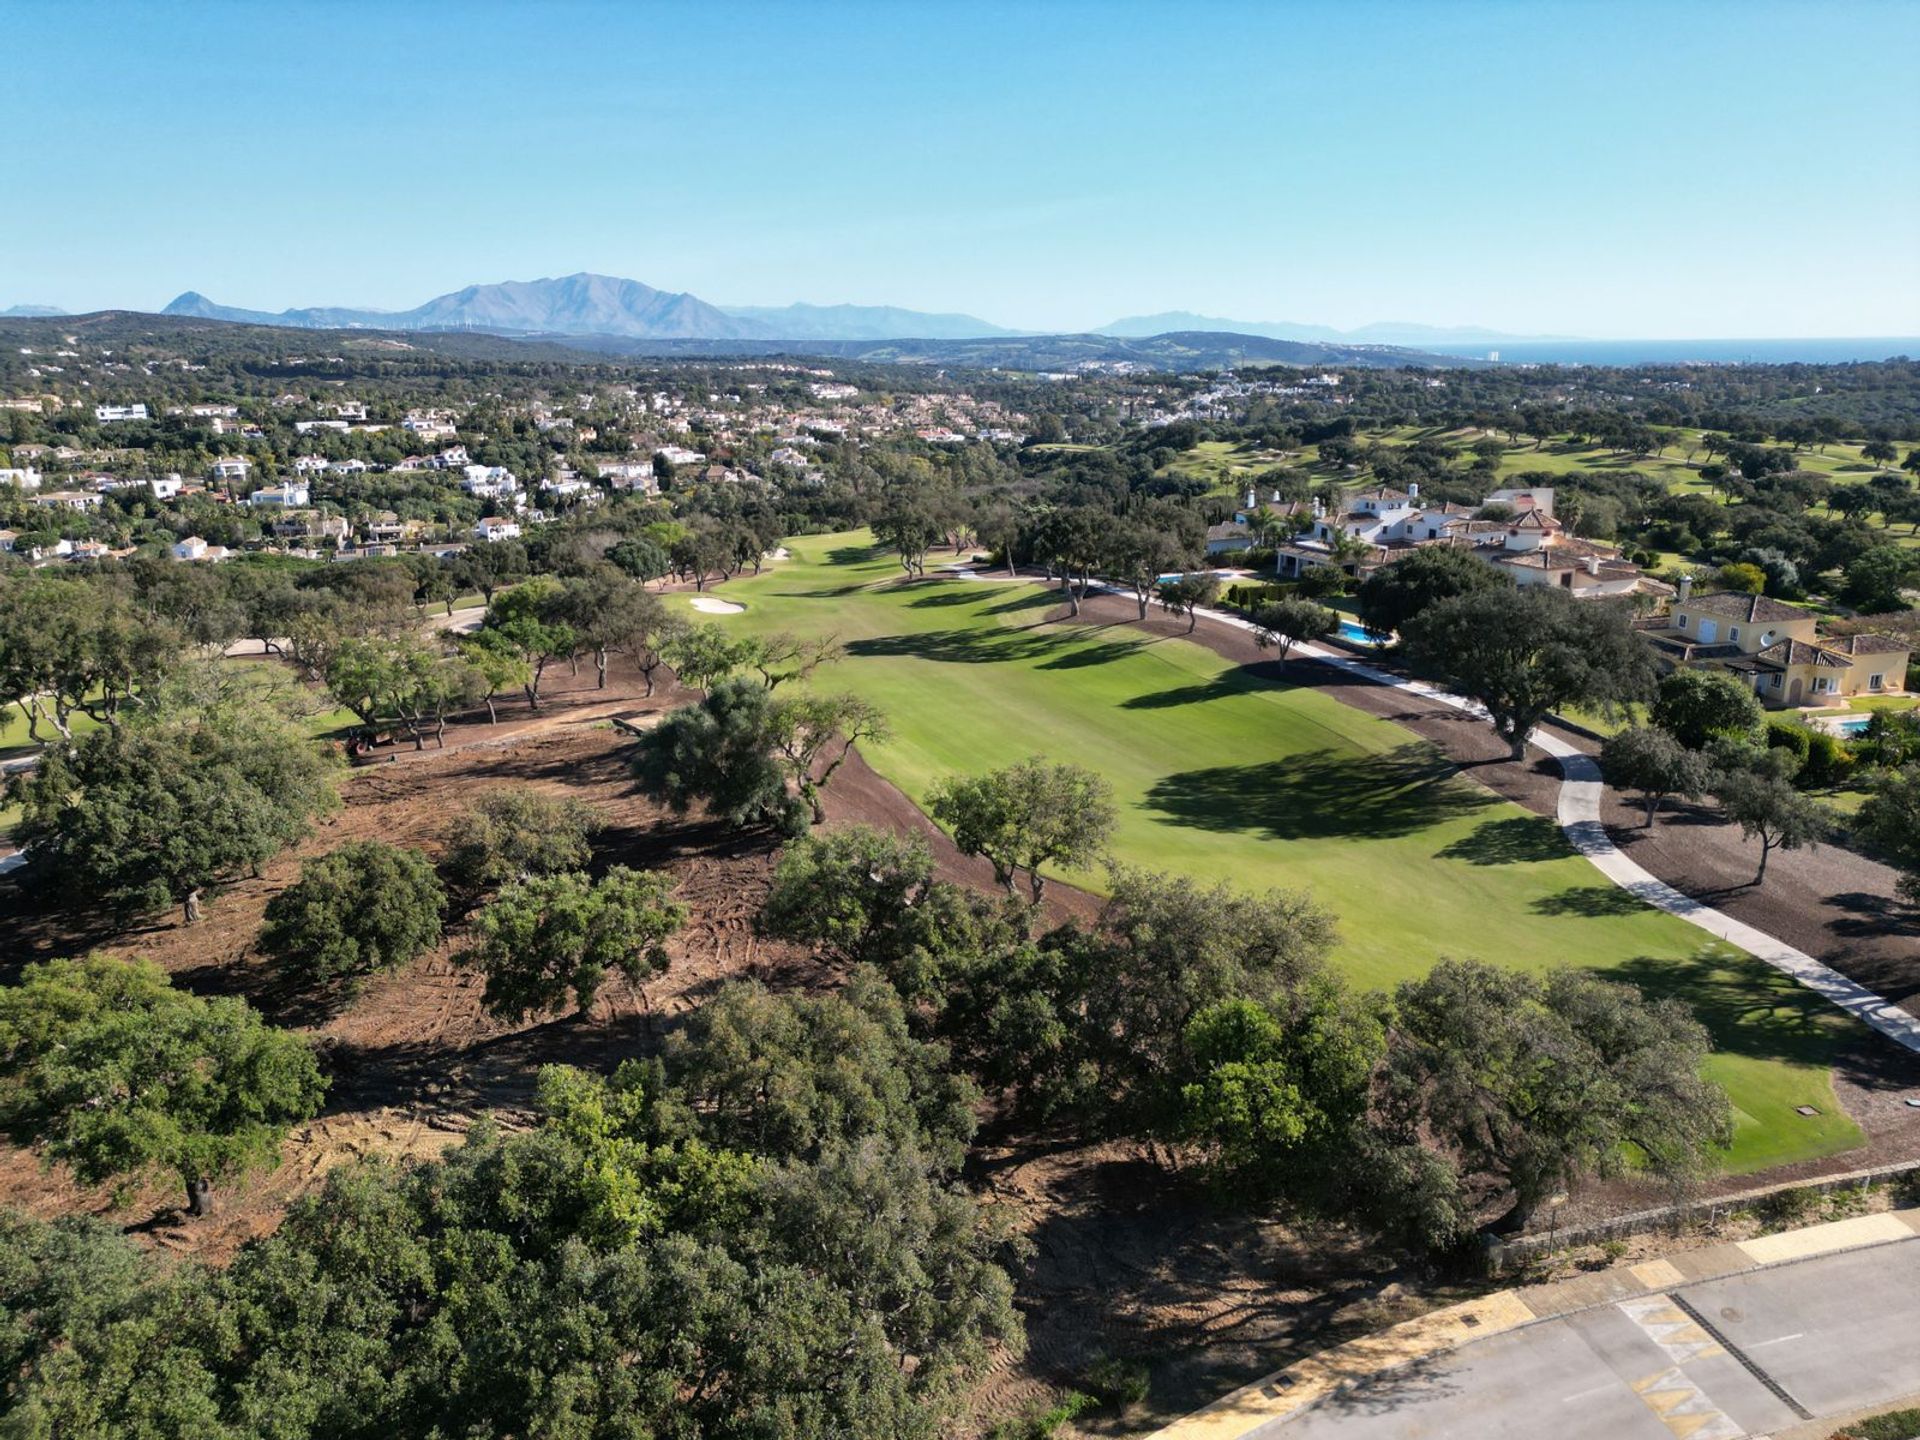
[1258,1238,1920,1440]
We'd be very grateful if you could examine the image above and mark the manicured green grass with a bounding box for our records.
[1552,702,1647,739]
[680,531,1869,1171]
[1810,694,1918,715]
[0,700,104,749]
[1159,439,1296,494]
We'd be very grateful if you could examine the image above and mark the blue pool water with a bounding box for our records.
[1338,619,1385,646]
[1834,716,1872,736]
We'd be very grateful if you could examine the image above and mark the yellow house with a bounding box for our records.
[1642,591,1910,707]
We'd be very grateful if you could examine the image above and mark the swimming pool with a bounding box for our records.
[1337,619,1387,646]
[1833,715,1872,737]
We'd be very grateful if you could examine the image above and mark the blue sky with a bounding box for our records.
[7,0,1916,336]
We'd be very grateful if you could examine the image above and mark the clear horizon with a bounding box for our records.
[6,0,1917,339]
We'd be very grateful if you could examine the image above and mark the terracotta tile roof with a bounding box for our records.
[1833,632,1910,656]
[1755,638,1850,668]
[1681,592,1806,623]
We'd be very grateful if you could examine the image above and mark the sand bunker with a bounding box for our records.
[688,596,745,615]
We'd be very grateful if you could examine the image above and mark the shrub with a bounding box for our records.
[1800,727,1856,788]
[1225,581,1288,610]
[1296,566,1351,599]
[1084,1354,1152,1408]
[259,840,446,988]
[442,788,600,895]
[1833,1406,1920,1440]
[1765,718,1813,771]
[988,1391,1096,1440]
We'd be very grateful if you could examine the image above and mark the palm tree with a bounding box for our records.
[1325,529,1373,573]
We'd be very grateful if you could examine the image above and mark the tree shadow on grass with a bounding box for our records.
[826,543,886,566]
[1035,632,1153,670]
[1122,662,1299,709]
[906,588,988,609]
[1436,815,1569,866]
[1143,743,1496,842]
[981,588,1062,616]
[846,623,1148,671]
[1532,884,1650,918]
[1609,953,1842,1068]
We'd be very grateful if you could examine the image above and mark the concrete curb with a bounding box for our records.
[1138,1208,1920,1439]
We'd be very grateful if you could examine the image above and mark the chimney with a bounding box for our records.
[1585,555,1600,576]
[1677,573,1694,603]
[1313,496,1325,519]
[1244,488,1255,509]
[1407,481,1419,500]
[1271,488,1281,504]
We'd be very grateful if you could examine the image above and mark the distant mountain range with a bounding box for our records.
[1095,311,1569,348]
[163,274,765,340]
[1,304,66,318]
[160,274,1015,343]
[148,273,1532,348]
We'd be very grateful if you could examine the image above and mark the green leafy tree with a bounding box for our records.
[769,689,888,824]
[661,971,979,1174]
[606,536,670,586]
[258,841,445,988]
[442,786,601,896]
[1601,725,1715,826]
[1712,766,1832,883]
[454,628,532,723]
[456,537,528,603]
[1177,996,1382,1199]
[1110,520,1194,620]
[1856,764,1920,905]
[1651,667,1766,750]
[0,1211,148,1397]
[8,1077,1017,1437]
[14,700,341,921]
[323,631,483,749]
[460,866,686,1020]
[0,575,182,742]
[873,504,942,577]
[1355,545,1510,641]
[633,677,882,835]
[927,758,1116,906]
[1839,546,1917,614]
[1381,960,1731,1233]
[479,576,576,707]
[759,825,936,968]
[1155,572,1220,633]
[659,621,753,691]
[0,956,326,1216]
[1403,587,1655,758]
[1249,596,1338,663]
